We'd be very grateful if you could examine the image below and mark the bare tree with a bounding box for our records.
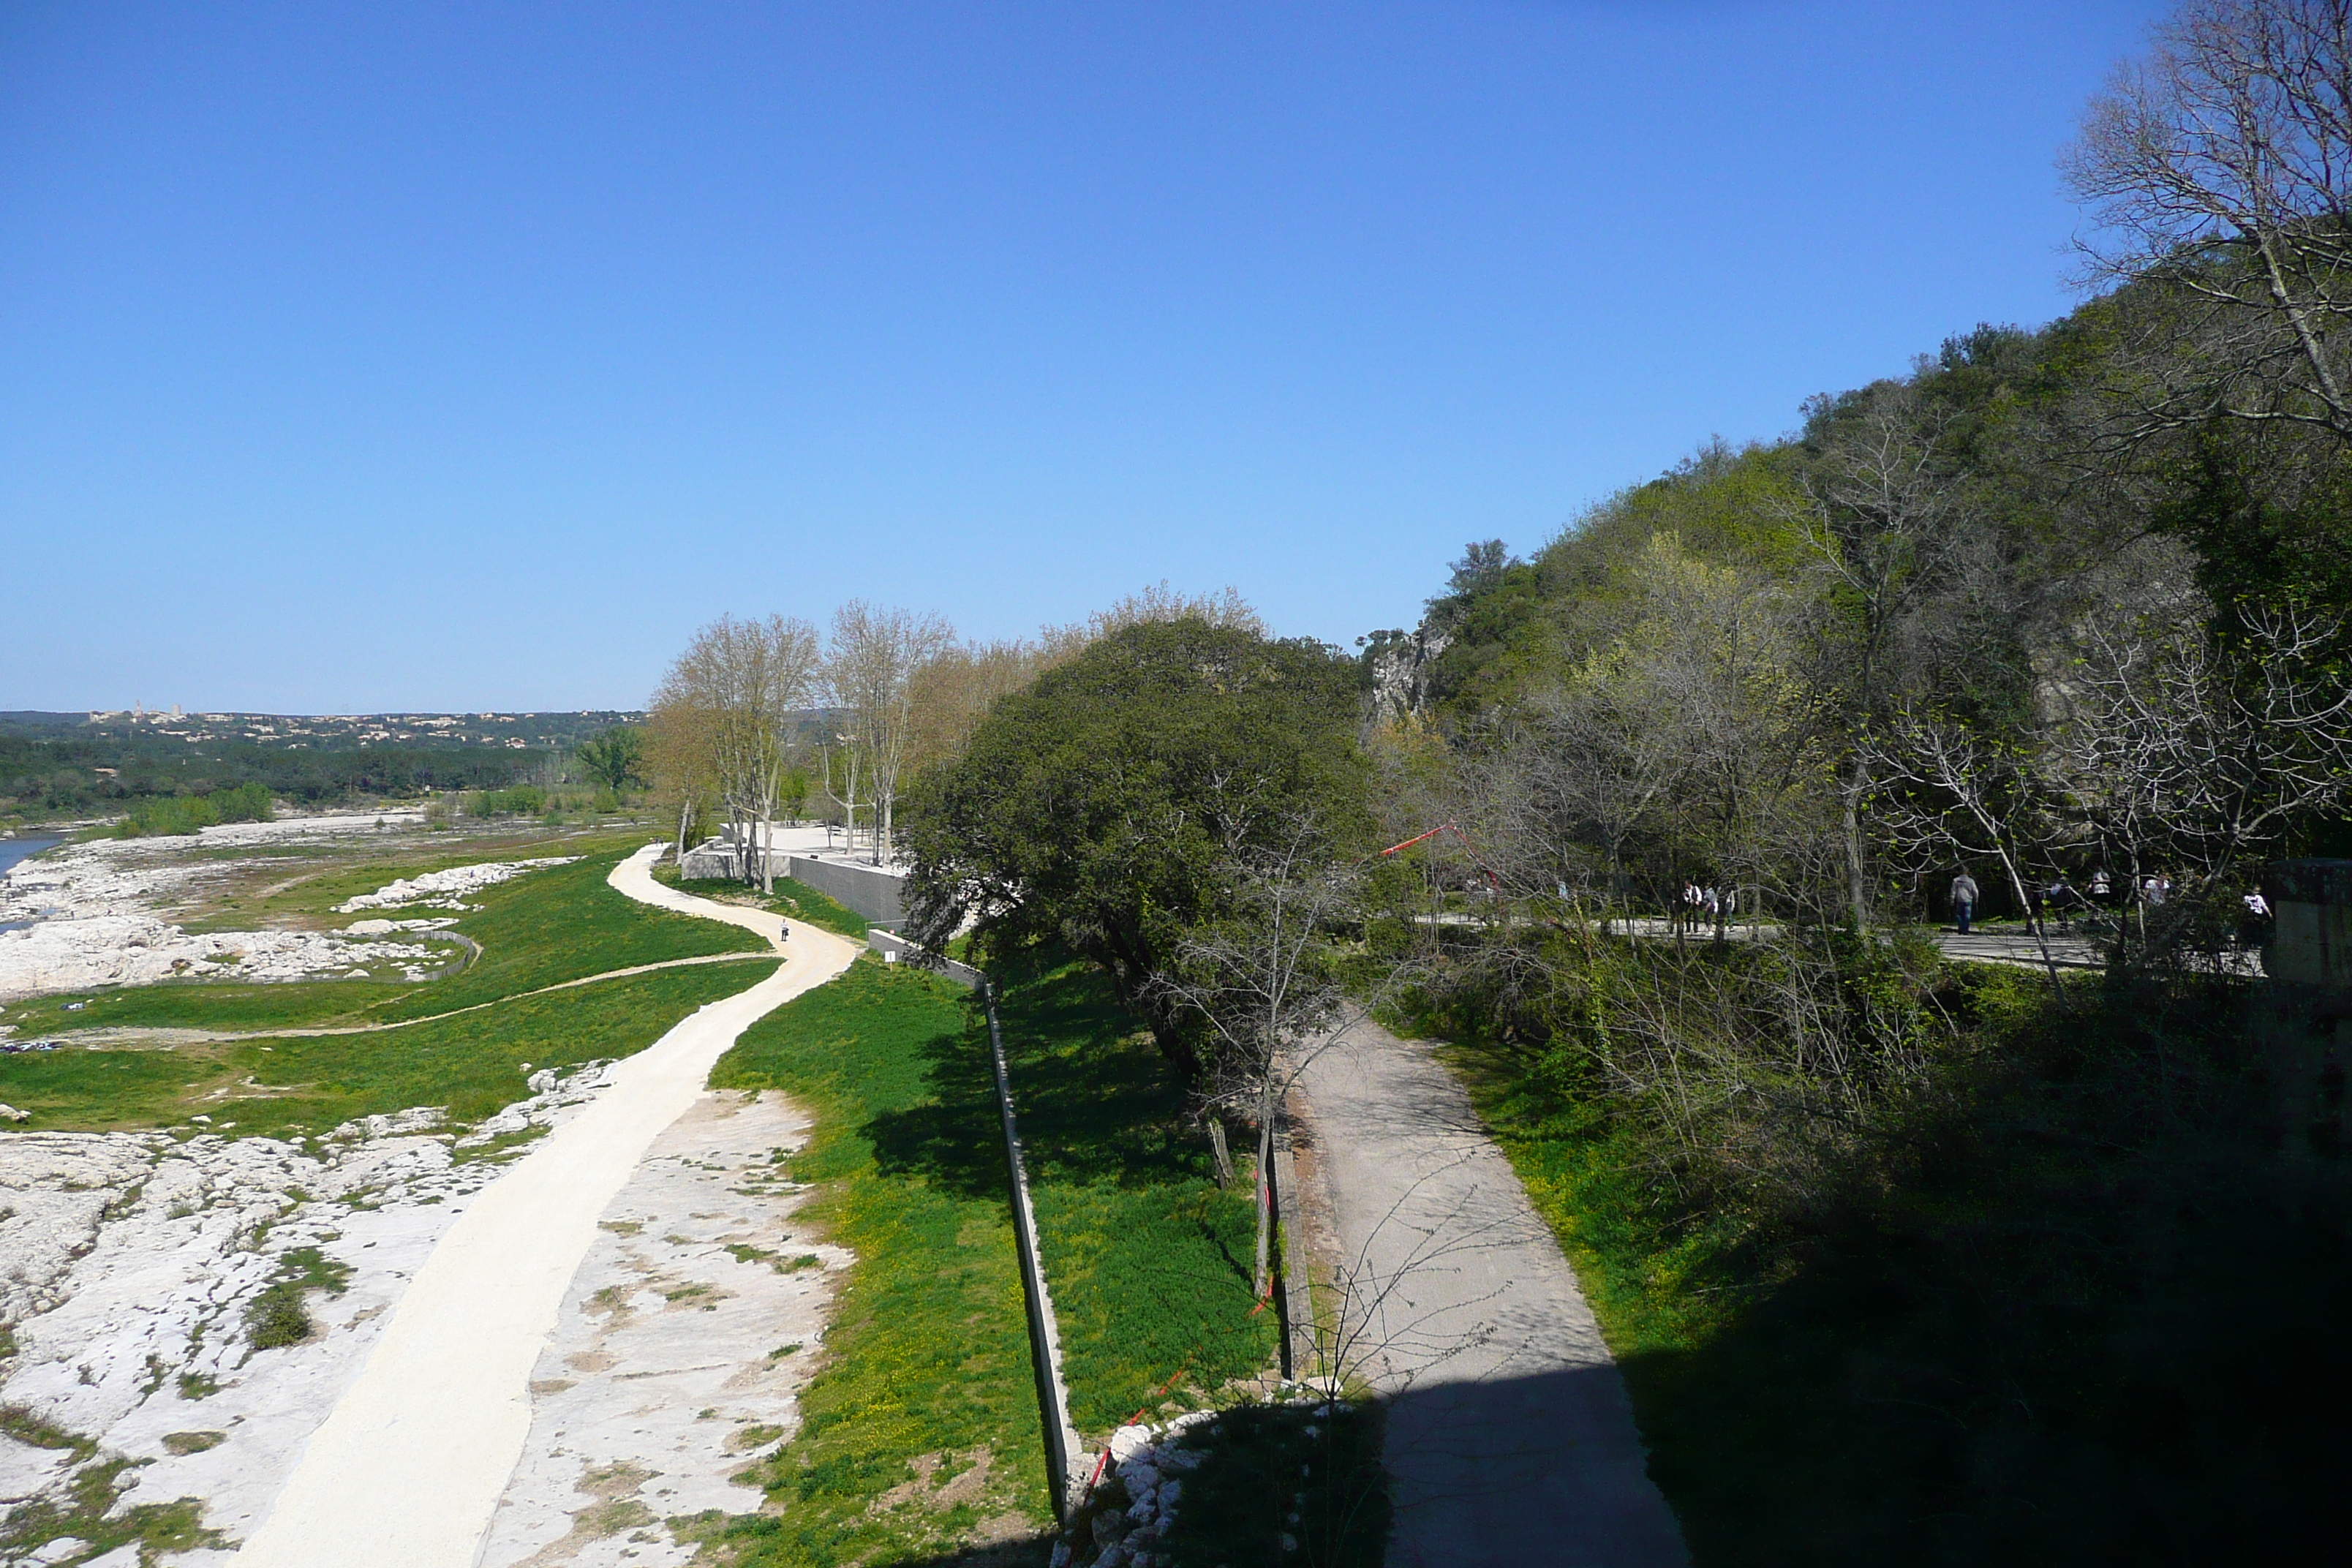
[1861,709,2074,989]
[1455,534,1833,934]
[904,637,1047,777]
[650,614,820,891]
[646,678,719,861]
[1143,821,1387,1319]
[818,734,870,855]
[826,602,954,866]
[1035,581,1265,668]
[2043,597,2352,957]
[1790,386,1988,924]
[2066,0,2352,444]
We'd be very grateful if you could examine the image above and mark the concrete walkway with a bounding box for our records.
[1293,1022,1688,1568]
[230,844,859,1568]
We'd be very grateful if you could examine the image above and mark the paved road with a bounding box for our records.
[231,845,859,1568]
[1293,1022,1689,1568]
[1423,911,2141,974]
[1931,930,2106,969]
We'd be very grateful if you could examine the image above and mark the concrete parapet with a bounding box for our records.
[865,927,983,987]
[2262,859,2352,988]
[2258,859,2352,1158]
[674,838,908,927]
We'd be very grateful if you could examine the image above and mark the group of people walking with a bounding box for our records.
[1945,867,2180,935]
[1673,881,1736,933]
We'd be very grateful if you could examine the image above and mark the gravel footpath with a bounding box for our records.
[1292,1022,1688,1568]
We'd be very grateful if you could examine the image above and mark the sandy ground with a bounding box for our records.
[1292,1022,1689,1568]
[0,816,580,1003]
[0,843,862,1568]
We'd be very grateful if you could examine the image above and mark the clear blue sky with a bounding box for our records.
[1,0,2166,713]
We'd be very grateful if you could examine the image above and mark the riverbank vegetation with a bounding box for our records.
[0,711,650,827]
[116,782,273,837]
[0,961,770,1137]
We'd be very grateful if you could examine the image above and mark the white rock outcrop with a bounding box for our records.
[334,857,579,913]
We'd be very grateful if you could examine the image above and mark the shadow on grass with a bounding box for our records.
[862,951,1275,1432]
[864,961,1213,1199]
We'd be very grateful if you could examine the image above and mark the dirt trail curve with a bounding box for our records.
[1294,1022,1689,1568]
[229,844,859,1568]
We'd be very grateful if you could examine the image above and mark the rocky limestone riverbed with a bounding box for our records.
[0,815,576,1003]
[0,1077,837,1567]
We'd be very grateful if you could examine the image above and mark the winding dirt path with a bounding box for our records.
[229,845,859,1568]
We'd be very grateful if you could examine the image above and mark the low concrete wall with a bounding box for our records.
[673,840,907,927]
[785,855,903,927]
[2258,859,2352,1161]
[866,927,984,987]
[2264,859,2352,988]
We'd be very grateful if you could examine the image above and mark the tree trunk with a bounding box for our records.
[1842,753,1872,927]
[1207,1118,1233,1186]
[675,797,692,862]
[1252,1112,1275,1301]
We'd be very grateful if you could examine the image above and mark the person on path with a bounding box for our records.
[2048,875,2080,934]
[1950,870,1980,935]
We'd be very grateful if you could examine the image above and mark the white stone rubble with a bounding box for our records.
[1055,1413,1215,1568]
[0,916,453,997]
[0,813,451,1003]
[335,858,579,913]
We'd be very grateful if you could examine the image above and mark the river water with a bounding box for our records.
[0,835,61,881]
[0,834,62,932]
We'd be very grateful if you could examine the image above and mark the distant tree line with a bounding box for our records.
[0,732,554,819]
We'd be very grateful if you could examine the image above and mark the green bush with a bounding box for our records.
[116,783,274,837]
[461,785,546,818]
[208,781,273,824]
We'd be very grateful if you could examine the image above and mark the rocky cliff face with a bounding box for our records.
[1366,628,1449,726]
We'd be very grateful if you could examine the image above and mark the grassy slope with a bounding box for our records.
[2,839,763,1038]
[705,957,1051,1567]
[1447,962,2352,1567]
[992,960,1381,1568]
[990,960,1273,1433]
[0,962,773,1136]
[697,954,1280,1567]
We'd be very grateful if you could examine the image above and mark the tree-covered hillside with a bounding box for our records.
[0,711,642,819]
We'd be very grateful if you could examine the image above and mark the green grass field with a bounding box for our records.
[990,960,1273,1433]
[1,839,764,1040]
[696,952,1284,1567]
[704,957,1052,1567]
[0,962,774,1137]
